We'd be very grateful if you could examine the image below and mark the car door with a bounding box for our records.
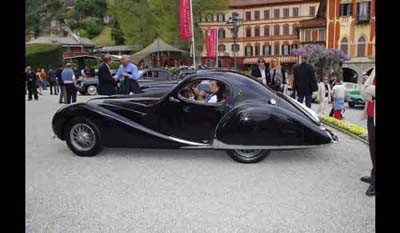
[155,79,229,144]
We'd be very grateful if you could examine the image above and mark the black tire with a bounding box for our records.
[349,102,355,108]
[79,91,87,95]
[226,149,271,163]
[64,118,103,157]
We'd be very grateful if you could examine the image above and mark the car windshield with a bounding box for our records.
[138,70,145,78]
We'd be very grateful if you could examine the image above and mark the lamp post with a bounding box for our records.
[226,12,242,69]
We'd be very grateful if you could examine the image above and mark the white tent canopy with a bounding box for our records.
[130,37,187,64]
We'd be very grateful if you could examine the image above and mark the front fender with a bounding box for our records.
[52,103,107,140]
[215,104,332,147]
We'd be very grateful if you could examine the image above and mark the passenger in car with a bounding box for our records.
[191,80,224,104]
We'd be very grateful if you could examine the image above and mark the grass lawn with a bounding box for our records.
[92,26,115,46]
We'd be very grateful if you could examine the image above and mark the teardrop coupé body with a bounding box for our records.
[52,70,337,163]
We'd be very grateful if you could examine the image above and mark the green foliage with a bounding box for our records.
[111,20,125,45]
[79,30,90,38]
[111,61,120,70]
[110,0,228,51]
[83,19,103,38]
[25,44,63,69]
[47,0,63,12]
[75,0,107,18]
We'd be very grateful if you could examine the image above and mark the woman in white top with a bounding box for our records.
[206,80,222,103]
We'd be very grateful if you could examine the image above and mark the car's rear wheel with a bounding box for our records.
[349,102,355,108]
[226,149,271,163]
[86,85,97,95]
[65,118,103,157]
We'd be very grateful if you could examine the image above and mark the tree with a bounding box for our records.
[75,0,107,18]
[110,0,228,51]
[291,44,351,81]
[111,20,126,45]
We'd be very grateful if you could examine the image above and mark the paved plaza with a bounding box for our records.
[26,91,375,233]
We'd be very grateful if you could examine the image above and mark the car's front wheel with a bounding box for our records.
[226,149,271,163]
[348,102,355,108]
[86,85,97,95]
[65,118,103,157]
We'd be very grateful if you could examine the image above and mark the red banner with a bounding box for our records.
[180,0,192,40]
[206,28,218,58]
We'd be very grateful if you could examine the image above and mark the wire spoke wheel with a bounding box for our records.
[70,123,96,151]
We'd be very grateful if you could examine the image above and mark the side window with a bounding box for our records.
[178,79,229,105]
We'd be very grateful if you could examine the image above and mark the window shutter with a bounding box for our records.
[367,1,371,20]
[356,2,360,20]
[340,4,344,16]
[350,3,353,17]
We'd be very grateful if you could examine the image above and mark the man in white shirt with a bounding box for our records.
[251,58,270,86]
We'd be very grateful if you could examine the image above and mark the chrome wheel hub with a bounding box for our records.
[234,149,262,158]
[70,123,96,151]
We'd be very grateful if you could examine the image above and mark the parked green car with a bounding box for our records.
[343,82,365,108]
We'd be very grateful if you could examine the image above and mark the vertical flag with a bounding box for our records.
[180,0,192,40]
[206,28,218,58]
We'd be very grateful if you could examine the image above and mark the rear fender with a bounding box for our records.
[214,104,332,147]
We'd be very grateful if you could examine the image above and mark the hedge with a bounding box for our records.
[26,43,63,69]
[320,114,368,143]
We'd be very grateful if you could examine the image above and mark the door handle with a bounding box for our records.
[169,96,181,103]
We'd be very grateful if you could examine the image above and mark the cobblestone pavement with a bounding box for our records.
[26,91,375,233]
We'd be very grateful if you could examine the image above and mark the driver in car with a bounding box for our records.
[191,80,223,103]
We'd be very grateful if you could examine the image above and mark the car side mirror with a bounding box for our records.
[169,96,181,103]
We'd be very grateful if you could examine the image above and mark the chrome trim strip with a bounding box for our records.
[212,139,331,150]
[89,104,208,146]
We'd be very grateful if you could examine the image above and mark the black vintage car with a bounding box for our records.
[52,70,337,163]
[76,68,175,95]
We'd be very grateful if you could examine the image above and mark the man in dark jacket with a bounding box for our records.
[251,57,270,86]
[26,66,38,101]
[98,55,117,95]
[293,58,318,108]
[47,68,57,95]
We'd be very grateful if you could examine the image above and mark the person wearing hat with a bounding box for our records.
[61,63,78,104]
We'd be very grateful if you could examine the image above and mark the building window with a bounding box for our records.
[217,13,225,22]
[274,9,280,18]
[293,8,299,17]
[283,25,289,36]
[206,14,213,22]
[357,1,371,22]
[63,47,71,52]
[282,44,290,55]
[218,44,226,52]
[341,37,348,54]
[246,28,251,37]
[263,45,271,56]
[255,11,260,20]
[283,8,289,18]
[255,45,260,56]
[291,44,298,50]
[255,27,260,37]
[319,29,326,41]
[309,6,315,16]
[358,36,366,57]
[340,3,353,17]
[305,30,312,41]
[245,46,253,56]
[218,29,225,39]
[264,10,270,19]
[231,44,240,52]
[264,26,270,36]
[246,11,251,21]
[293,25,298,35]
[274,25,280,36]
[274,44,280,55]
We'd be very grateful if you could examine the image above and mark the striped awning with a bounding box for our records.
[243,56,299,64]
